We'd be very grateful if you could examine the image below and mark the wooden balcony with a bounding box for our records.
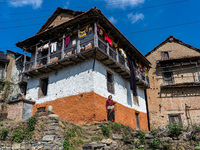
[23,37,149,88]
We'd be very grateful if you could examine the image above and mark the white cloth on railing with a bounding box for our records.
[51,42,57,53]
[38,46,42,52]
[42,43,49,50]
[72,39,76,45]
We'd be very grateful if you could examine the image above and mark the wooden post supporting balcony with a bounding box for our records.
[34,45,38,69]
[77,25,80,53]
[106,43,109,56]
[116,48,119,62]
[94,21,98,47]
[47,41,50,64]
[61,35,65,59]
[23,49,27,72]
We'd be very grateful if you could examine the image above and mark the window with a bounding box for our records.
[0,68,4,79]
[133,94,139,106]
[37,107,46,112]
[161,51,169,60]
[168,114,182,125]
[163,72,173,84]
[38,78,48,98]
[107,71,114,94]
[135,113,140,130]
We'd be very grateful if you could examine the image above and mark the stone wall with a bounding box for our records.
[32,91,148,131]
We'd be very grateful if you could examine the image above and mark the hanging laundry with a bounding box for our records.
[113,42,118,48]
[78,30,87,38]
[42,43,49,50]
[65,36,70,47]
[127,55,137,95]
[89,27,93,33]
[72,39,76,45]
[140,67,144,72]
[145,68,149,77]
[51,42,57,53]
[119,48,127,59]
[99,29,103,36]
[38,46,43,52]
[104,32,112,47]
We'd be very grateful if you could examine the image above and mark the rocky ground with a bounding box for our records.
[0,112,199,150]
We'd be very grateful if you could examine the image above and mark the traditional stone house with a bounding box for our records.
[16,7,150,130]
[145,35,200,129]
[0,51,9,102]
[0,50,30,120]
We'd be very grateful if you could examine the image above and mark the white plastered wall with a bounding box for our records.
[26,59,147,113]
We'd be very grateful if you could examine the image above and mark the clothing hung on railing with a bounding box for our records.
[119,48,127,59]
[42,43,49,50]
[104,32,112,47]
[145,68,149,77]
[65,36,70,47]
[127,55,137,95]
[51,42,57,53]
[79,30,87,38]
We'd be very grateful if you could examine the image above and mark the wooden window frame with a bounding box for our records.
[163,71,174,84]
[107,71,115,94]
[38,77,49,98]
[135,112,140,130]
[168,113,182,125]
[161,51,170,60]
[133,94,139,106]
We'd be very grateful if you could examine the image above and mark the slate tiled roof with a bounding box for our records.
[0,51,9,63]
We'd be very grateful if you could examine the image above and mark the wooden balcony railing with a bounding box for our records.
[23,34,149,86]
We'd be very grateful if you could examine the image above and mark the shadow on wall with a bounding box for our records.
[27,59,94,90]
[94,61,133,108]
[160,87,200,98]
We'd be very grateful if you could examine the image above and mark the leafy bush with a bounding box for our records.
[167,122,183,137]
[63,138,70,150]
[192,123,200,133]
[27,116,38,132]
[100,125,110,137]
[151,137,161,149]
[135,130,145,143]
[0,128,9,140]
[9,127,26,143]
[123,126,134,144]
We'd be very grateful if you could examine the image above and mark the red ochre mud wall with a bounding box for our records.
[33,91,148,131]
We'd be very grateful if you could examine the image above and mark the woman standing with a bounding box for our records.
[106,95,115,122]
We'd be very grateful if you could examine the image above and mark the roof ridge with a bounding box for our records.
[145,35,200,57]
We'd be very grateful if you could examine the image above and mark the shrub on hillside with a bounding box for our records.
[167,122,183,137]
[0,128,9,140]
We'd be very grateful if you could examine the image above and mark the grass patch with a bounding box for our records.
[91,136,103,141]
[100,125,110,137]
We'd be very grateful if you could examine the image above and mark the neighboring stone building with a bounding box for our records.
[0,51,9,105]
[16,7,151,130]
[145,35,200,129]
[0,50,30,120]
[6,50,30,99]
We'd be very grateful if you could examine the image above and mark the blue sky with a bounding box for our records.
[0,0,199,55]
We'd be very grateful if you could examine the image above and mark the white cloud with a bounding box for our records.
[127,13,144,24]
[109,16,118,24]
[64,0,70,9]
[9,0,43,9]
[105,0,145,9]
